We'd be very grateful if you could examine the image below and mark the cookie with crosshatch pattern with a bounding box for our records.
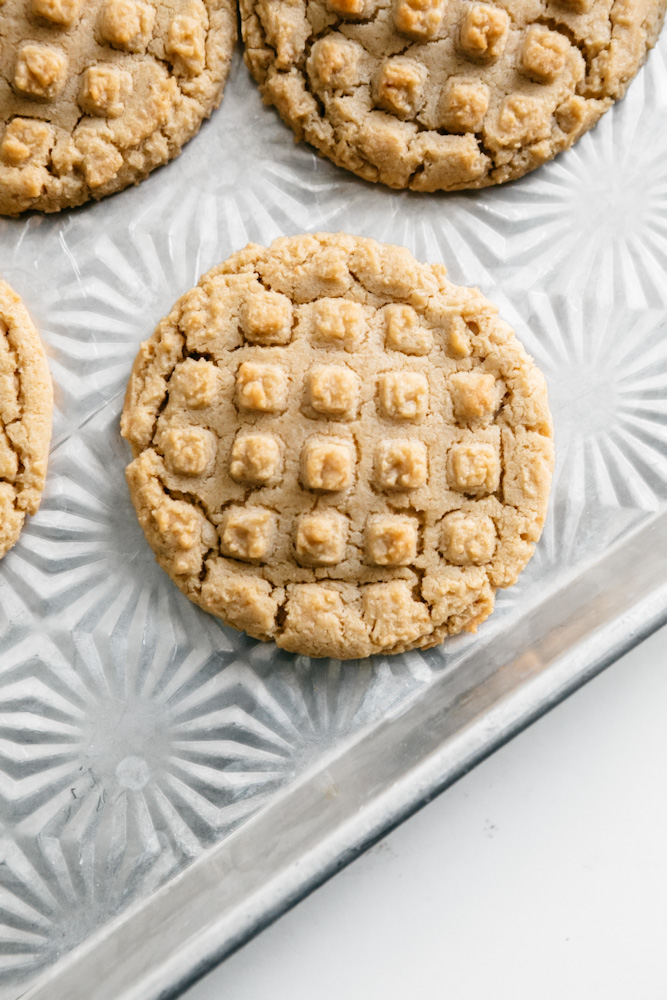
[121,233,554,659]
[0,0,236,215]
[240,0,665,190]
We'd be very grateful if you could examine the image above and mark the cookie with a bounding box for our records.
[121,233,554,659]
[240,0,666,191]
[0,0,237,215]
[0,281,53,559]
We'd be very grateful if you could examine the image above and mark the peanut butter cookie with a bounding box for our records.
[0,281,53,558]
[0,0,237,215]
[121,233,554,659]
[240,0,665,190]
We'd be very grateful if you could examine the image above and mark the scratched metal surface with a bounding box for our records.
[1,34,666,1000]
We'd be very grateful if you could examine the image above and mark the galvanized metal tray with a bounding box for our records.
[1,33,666,1000]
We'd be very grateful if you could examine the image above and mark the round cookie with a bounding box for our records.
[0,281,53,558]
[240,0,666,191]
[0,0,237,215]
[121,233,554,659]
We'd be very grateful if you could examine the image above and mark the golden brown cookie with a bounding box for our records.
[0,281,53,558]
[0,0,237,215]
[240,0,666,191]
[121,233,554,659]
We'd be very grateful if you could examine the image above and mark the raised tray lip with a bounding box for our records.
[20,508,667,1000]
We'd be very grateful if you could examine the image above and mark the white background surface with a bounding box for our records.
[183,624,667,1000]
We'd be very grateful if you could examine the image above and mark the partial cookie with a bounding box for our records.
[121,233,554,659]
[240,0,666,190]
[0,281,53,558]
[0,0,237,215]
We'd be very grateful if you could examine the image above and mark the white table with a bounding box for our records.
[184,625,667,1000]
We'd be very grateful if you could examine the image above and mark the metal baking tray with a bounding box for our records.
[1,33,666,1000]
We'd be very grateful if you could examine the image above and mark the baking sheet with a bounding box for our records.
[1,34,667,1000]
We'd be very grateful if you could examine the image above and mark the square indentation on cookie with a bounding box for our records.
[14,44,68,100]
[79,64,132,118]
[440,509,496,564]
[220,507,276,562]
[240,291,293,345]
[169,358,219,409]
[301,436,354,491]
[378,372,429,421]
[308,36,363,93]
[366,514,418,566]
[295,511,348,566]
[99,0,155,52]
[32,0,82,27]
[311,298,366,352]
[439,78,490,133]
[236,361,288,413]
[167,13,207,76]
[384,304,433,356]
[0,119,53,166]
[161,426,217,477]
[374,57,428,118]
[447,440,499,495]
[496,94,550,144]
[448,370,499,424]
[520,26,570,83]
[375,439,427,491]
[154,501,199,554]
[230,433,282,485]
[393,0,447,40]
[306,365,360,420]
[459,4,509,62]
